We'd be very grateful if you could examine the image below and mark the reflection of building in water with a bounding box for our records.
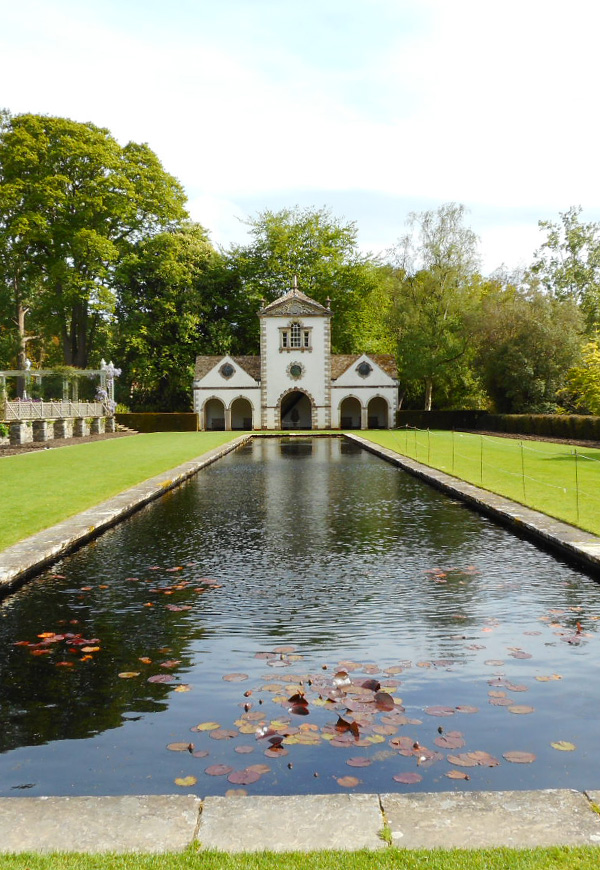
[193,282,398,430]
[260,437,333,554]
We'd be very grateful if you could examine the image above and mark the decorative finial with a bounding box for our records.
[326,296,331,310]
[292,274,298,294]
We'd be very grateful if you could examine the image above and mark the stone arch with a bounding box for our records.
[339,395,363,429]
[367,395,390,429]
[229,395,254,430]
[277,388,315,430]
[202,396,226,431]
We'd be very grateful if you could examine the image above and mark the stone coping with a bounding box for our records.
[1,790,600,853]
[0,435,251,593]
[348,434,600,575]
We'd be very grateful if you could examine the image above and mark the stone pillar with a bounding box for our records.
[105,416,116,433]
[91,417,105,435]
[225,407,232,431]
[54,418,73,439]
[32,420,51,442]
[361,406,368,430]
[73,417,90,438]
[9,422,33,445]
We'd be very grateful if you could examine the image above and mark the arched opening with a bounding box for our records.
[367,396,389,429]
[230,397,253,430]
[203,397,226,430]
[280,390,313,429]
[339,396,362,429]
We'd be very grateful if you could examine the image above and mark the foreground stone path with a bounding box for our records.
[1,790,600,853]
[349,434,600,574]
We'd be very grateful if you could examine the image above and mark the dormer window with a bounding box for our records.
[280,321,312,351]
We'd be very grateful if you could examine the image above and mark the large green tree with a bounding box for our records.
[113,223,249,411]
[473,280,583,413]
[0,112,188,368]
[389,203,483,410]
[531,206,600,333]
[227,205,384,353]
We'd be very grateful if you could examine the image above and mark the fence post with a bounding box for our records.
[480,435,483,484]
[575,449,580,525]
[520,442,526,501]
[452,430,455,474]
[427,429,431,465]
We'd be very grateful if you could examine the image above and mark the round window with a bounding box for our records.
[289,363,303,379]
[357,361,372,378]
[220,363,235,379]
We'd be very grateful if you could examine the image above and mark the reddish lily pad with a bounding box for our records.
[205,764,234,776]
[346,757,372,768]
[227,769,261,785]
[508,705,535,715]
[223,673,249,682]
[503,751,536,763]
[393,772,423,784]
[336,776,361,787]
[147,674,175,683]
[424,706,455,717]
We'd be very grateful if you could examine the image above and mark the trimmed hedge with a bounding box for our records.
[396,410,489,430]
[116,412,199,432]
[396,410,600,441]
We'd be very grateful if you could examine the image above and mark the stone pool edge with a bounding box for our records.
[349,433,600,576]
[0,434,252,593]
[2,789,600,853]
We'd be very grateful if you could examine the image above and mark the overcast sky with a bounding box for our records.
[2,0,599,273]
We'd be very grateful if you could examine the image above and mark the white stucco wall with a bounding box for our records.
[331,355,397,429]
[193,356,260,429]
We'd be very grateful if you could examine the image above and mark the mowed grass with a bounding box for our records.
[1,846,600,870]
[0,432,240,552]
[361,429,600,537]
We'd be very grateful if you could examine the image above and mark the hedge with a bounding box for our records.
[116,412,199,432]
[396,410,600,441]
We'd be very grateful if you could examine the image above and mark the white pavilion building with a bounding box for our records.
[193,284,398,430]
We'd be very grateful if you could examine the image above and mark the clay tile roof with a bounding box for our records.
[260,286,331,316]
[232,355,261,380]
[194,355,261,382]
[194,356,221,379]
[331,353,398,380]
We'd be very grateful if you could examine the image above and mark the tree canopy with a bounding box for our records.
[227,205,384,353]
[0,112,188,368]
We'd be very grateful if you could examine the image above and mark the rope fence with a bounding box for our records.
[389,427,600,535]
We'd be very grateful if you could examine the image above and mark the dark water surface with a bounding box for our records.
[1,437,600,797]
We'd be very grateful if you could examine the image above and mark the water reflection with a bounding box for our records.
[1,437,600,796]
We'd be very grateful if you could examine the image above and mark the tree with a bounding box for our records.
[559,338,600,415]
[0,112,188,369]
[531,206,600,333]
[227,206,384,353]
[473,281,583,413]
[113,224,247,411]
[389,203,483,410]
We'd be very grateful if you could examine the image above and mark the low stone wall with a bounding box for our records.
[8,417,115,446]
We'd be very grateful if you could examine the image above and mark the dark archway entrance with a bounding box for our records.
[279,391,313,429]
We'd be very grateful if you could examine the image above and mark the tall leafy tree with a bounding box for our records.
[531,206,600,333]
[473,280,583,413]
[0,112,188,368]
[227,206,384,353]
[389,203,482,410]
[113,224,248,411]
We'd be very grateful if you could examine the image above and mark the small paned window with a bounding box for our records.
[290,322,302,347]
[282,332,289,348]
[303,331,310,348]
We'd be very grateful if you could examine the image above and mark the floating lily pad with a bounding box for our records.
[174,776,197,787]
[393,772,422,784]
[551,741,576,751]
[227,768,261,785]
[205,764,234,776]
[503,751,536,763]
[336,776,360,787]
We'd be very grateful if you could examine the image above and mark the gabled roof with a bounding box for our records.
[259,285,331,318]
[194,355,261,381]
[331,354,398,380]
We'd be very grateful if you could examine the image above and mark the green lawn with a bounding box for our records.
[360,429,600,537]
[1,846,599,870]
[0,432,240,552]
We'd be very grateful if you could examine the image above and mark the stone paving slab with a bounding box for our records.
[0,435,250,593]
[349,435,600,574]
[381,789,600,849]
[0,795,202,853]
[197,794,386,852]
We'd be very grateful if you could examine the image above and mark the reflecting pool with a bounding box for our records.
[1,437,599,796]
